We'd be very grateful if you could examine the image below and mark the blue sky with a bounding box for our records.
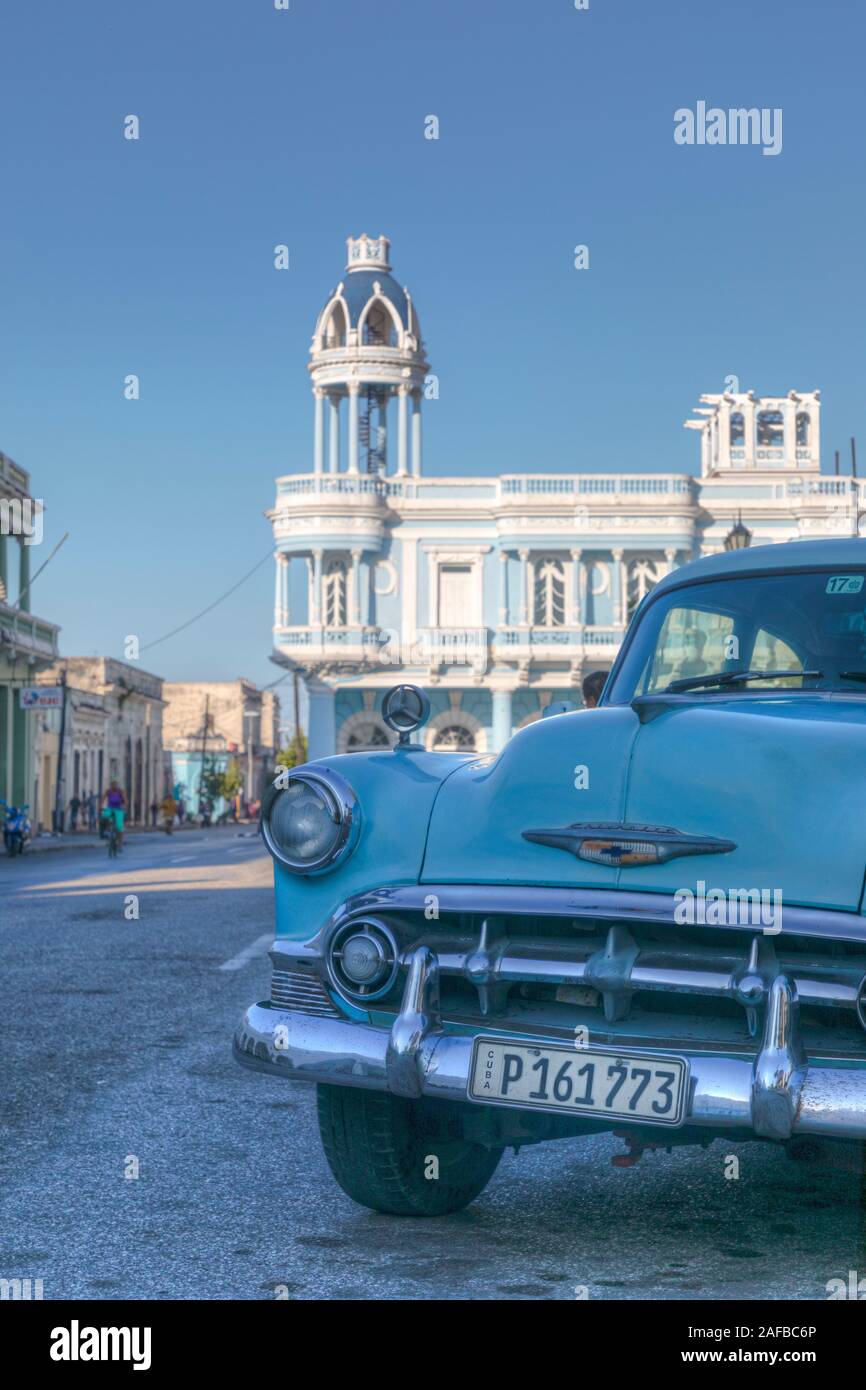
[2,0,863,696]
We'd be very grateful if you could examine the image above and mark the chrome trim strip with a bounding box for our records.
[316,884,866,947]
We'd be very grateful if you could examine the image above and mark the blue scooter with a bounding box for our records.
[1,801,32,855]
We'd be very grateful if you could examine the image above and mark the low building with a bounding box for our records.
[0,449,60,820]
[162,679,280,814]
[37,657,165,827]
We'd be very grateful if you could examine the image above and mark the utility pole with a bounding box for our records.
[834,450,840,477]
[293,669,301,757]
[198,694,210,823]
[852,438,858,479]
[53,668,68,834]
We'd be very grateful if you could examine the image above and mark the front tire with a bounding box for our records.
[316,1084,503,1217]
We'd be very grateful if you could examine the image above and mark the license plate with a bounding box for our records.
[469,1037,688,1126]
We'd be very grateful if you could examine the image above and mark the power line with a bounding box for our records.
[140,548,274,653]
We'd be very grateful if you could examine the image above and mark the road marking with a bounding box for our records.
[170,855,195,863]
[218,933,272,972]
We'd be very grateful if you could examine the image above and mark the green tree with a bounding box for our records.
[220,757,244,800]
[199,758,225,805]
[276,732,308,770]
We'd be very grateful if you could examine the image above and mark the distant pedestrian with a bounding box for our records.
[87,791,98,832]
[160,794,177,834]
[150,800,159,829]
[581,670,607,710]
[68,794,81,831]
[177,797,186,825]
[102,781,127,850]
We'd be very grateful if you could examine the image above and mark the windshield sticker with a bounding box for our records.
[826,575,864,595]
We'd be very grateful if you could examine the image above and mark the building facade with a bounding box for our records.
[0,449,61,815]
[37,657,165,828]
[269,234,863,759]
[163,680,280,814]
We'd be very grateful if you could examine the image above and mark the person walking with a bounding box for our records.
[150,800,159,829]
[160,793,177,834]
[87,790,98,832]
[68,794,81,831]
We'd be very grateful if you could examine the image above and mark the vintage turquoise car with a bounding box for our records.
[235,538,866,1215]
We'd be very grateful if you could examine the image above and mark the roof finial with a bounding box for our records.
[345,233,391,273]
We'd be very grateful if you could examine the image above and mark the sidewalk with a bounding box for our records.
[23,823,259,854]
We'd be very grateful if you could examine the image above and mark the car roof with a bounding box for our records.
[654,537,866,595]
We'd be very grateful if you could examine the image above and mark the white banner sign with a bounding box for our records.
[19,686,63,709]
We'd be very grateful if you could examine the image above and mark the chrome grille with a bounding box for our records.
[270,969,339,1017]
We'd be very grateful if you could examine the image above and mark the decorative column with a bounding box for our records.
[397,385,409,476]
[783,396,797,468]
[313,388,325,475]
[743,395,756,468]
[18,538,30,613]
[306,679,337,760]
[328,393,340,474]
[274,553,288,627]
[498,551,508,624]
[569,548,582,625]
[518,549,529,625]
[664,547,678,577]
[281,553,290,623]
[347,385,360,475]
[411,390,423,476]
[491,689,513,753]
[611,549,625,626]
[311,548,323,625]
[350,549,361,624]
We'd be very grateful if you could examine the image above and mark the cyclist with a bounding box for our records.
[102,781,126,851]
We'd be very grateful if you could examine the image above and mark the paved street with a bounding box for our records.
[1,832,864,1302]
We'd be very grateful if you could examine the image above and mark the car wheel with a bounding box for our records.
[316,1084,503,1217]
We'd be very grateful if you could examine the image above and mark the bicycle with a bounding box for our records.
[106,813,120,859]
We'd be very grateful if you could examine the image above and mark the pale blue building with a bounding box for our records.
[269,234,845,758]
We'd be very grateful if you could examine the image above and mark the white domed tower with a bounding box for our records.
[309,234,429,477]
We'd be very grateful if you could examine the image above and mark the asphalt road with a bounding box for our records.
[1,830,864,1302]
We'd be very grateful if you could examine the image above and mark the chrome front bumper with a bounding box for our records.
[233,946,866,1142]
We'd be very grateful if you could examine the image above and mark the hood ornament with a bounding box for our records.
[522,822,736,868]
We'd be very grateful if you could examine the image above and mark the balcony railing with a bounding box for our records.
[0,602,60,661]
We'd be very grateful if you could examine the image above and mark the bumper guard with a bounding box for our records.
[233,946,866,1141]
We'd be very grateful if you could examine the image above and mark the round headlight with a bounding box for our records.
[328,917,399,1002]
[262,768,360,874]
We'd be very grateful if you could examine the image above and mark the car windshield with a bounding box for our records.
[606,568,866,703]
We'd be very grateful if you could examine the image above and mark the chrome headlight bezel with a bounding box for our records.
[261,766,361,875]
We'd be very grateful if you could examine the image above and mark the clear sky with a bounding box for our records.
[2,0,863,695]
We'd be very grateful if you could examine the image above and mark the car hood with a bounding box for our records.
[421,697,866,913]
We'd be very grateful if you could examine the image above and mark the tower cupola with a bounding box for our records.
[308,234,429,478]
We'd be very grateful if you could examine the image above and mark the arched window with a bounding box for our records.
[756,410,784,447]
[533,555,566,627]
[627,556,660,619]
[431,723,477,752]
[796,412,810,446]
[361,300,399,347]
[322,301,347,348]
[346,721,390,752]
[730,412,745,446]
[323,557,348,627]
